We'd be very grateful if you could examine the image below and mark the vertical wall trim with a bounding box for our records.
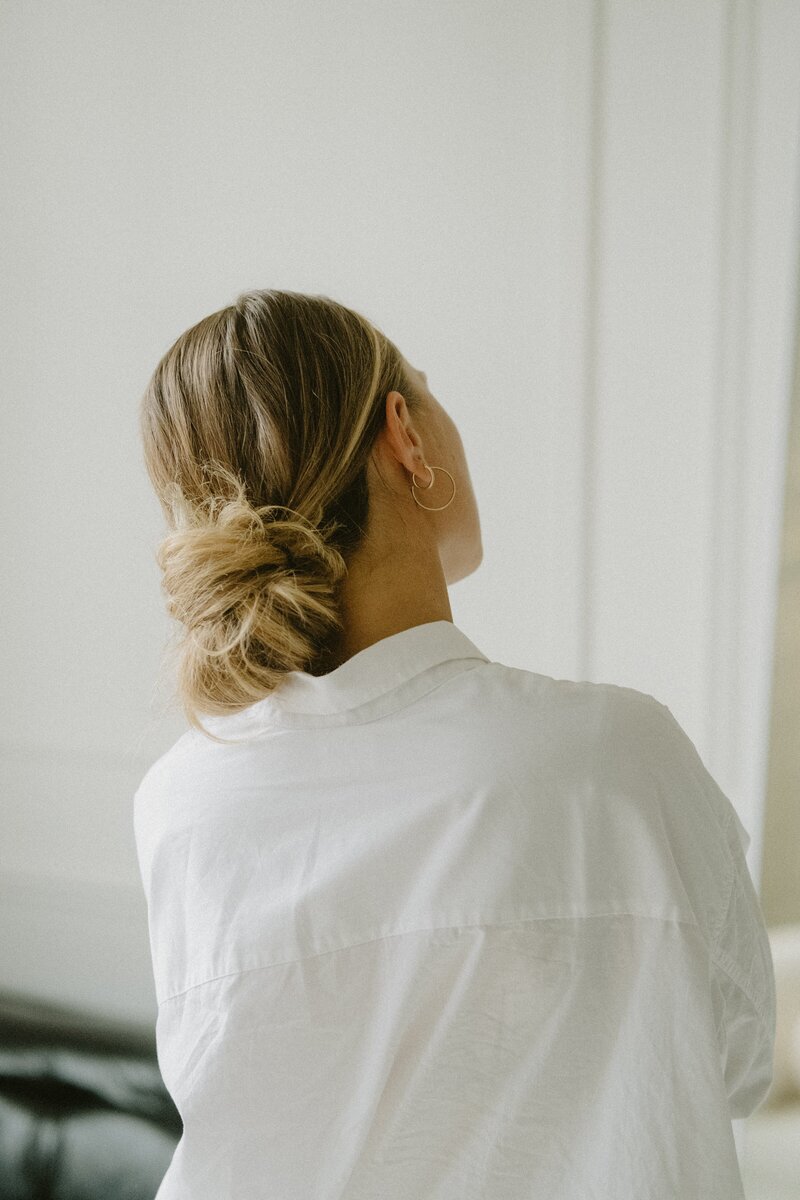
[714,18,756,1172]
[710,0,755,766]
[582,0,607,681]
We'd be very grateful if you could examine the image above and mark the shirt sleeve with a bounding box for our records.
[708,800,777,1118]
[651,701,777,1119]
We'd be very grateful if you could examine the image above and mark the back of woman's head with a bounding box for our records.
[139,288,423,743]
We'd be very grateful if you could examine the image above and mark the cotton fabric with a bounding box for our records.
[133,618,776,1199]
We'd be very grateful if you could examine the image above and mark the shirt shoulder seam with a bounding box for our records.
[709,936,771,1027]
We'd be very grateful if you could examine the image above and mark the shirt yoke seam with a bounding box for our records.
[157,910,702,1005]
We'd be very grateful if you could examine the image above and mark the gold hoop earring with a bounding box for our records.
[411,464,456,511]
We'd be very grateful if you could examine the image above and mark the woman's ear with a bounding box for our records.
[383,391,427,476]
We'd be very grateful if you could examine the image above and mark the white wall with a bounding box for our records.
[1,0,798,1081]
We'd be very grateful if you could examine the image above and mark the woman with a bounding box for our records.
[134,289,775,1199]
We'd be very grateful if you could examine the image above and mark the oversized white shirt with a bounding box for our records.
[133,618,776,1199]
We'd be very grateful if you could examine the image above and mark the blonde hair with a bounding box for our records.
[139,289,423,744]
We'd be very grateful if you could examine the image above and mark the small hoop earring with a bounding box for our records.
[411,463,456,511]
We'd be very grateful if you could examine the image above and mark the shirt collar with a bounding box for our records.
[269,619,489,717]
[197,619,489,737]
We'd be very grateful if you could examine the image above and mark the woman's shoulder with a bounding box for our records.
[479,658,670,740]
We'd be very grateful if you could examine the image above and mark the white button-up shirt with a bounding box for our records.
[133,619,776,1199]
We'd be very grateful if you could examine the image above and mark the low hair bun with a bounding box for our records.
[154,463,348,739]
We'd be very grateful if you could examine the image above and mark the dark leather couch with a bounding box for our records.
[0,989,181,1200]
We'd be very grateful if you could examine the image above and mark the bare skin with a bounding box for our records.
[327,359,483,668]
